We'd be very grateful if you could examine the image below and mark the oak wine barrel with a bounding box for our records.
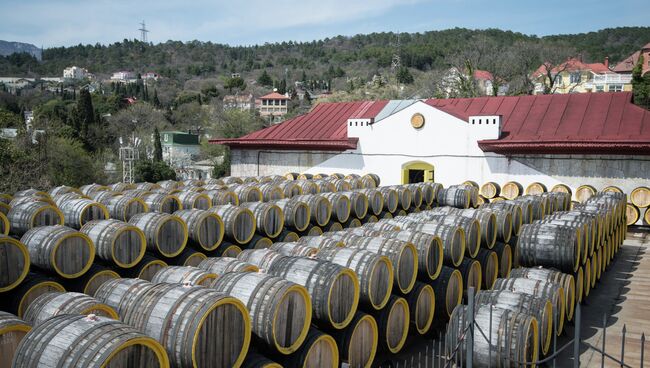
[209,204,256,245]
[21,225,94,278]
[1,272,65,317]
[241,202,285,238]
[291,195,331,227]
[458,258,482,299]
[551,183,572,196]
[80,219,145,268]
[237,249,287,270]
[109,182,137,192]
[368,296,409,354]
[399,281,435,335]
[7,201,64,236]
[358,189,384,216]
[493,241,512,277]
[23,291,118,326]
[0,311,30,367]
[198,257,259,275]
[501,181,524,199]
[475,248,499,289]
[319,192,351,223]
[525,182,547,195]
[95,279,251,368]
[117,253,168,281]
[377,187,399,213]
[0,235,29,292]
[151,265,217,286]
[103,195,148,221]
[212,272,312,355]
[129,212,188,257]
[244,234,273,249]
[517,223,580,273]
[576,184,598,204]
[510,267,576,322]
[279,328,338,368]
[173,209,224,251]
[626,203,640,225]
[296,235,344,249]
[431,266,463,320]
[276,180,302,198]
[62,263,120,296]
[141,193,182,213]
[258,183,285,201]
[242,353,281,368]
[398,220,465,267]
[480,182,501,199]
[176,191,212,210]
[277,229,300,242]
[325,312,377,368]
[272,198,310,232]
[58,198,109,229]
[268,257,360,329]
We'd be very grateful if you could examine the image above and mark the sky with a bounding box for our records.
[0,0,648,48]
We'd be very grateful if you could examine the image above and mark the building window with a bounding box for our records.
[609,84,623,92]
[164,134,169,142]
[596,85,604,92]
[570,72,581,84]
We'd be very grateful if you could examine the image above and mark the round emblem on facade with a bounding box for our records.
[411,113,425,129]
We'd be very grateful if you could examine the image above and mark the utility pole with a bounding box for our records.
[138,21,149,43]
[391,31,402,72]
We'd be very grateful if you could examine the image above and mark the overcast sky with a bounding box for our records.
[0,0,648,47]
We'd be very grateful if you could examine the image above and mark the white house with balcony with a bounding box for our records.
[256,91,289,123]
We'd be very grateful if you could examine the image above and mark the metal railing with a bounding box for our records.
[376,287,646,368]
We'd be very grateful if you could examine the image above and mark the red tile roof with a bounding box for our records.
[532,57,611,77]
[613,49,650,75]
[212,92,650,155]
[473,70,494,81]
[259,92,290,100]
[426,92,650,154]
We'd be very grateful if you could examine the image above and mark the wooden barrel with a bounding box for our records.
[340,191,369,219]
[518,223,580,273]
[129,212,188,257]
[58,198,109,229]
[476,289,553,355]
[271,181,300,199]
[513,196,546,222]
[199,257,259,275]
[493,277,565,334]
[231,184,263,203]
[13,189,50,200]
[207,242,243,258]
[280,328,338,368]
[362,173,381,187]
[603,185,623,194]
[457,209,497,249]
[173,209,224,251]
[312,179,336,193]
[49,185,81,196]
[168,248,207,266]
[484,201,523,237]
[9,194,57,207]
[437,187,470,209]
[316,247,393,310]
[501,181,523,199]
[0,193,12,205]
[510,267,576,322]
[238,249,287,270]
[271,242,318,257]
[141,193,183,213]
[446,303,538,367]
[377,187,399,213]
[272,198,310,232]
[294,180,317,195]
[241,202,285,238]
[342,217,362,229]
[319,192,351,223]
[23,291,118,325]
[2,272,65,317]
[0,235,29,292]
[0,211,7,235]
[525,182,547,195]
[330,178,353,192]
[77,183,109,196]
[0,202,9,215]
[212,272,311,355]
[402,184,422,209]
[493,242,512,277]
[242,352,281,368]
[223,176,245,185]
[386,186,412,211]
[7,201,64,236]
[209,204,256,244]
[399,221,465,267]
[175,191,211,210]
[21,225,94,278]
[258,183,285,201]
[244,234,273,249]
[291,195,331,227]
[627,203,640,225]
[458,258,482,299]
[102,195,148,221]
[358,189,384,216]
[151,265,217,286]
[269,257,359,329]
[117,253,168,281]
[475,248,498,289]
[645,207,650,226]
[63,263,120,296]
[96,279,251,368]
[540,217,591,262]
[576,184,598,203]
[431,266,463,320]
[80,219,145,268]
[351,228,443,281]
[0,311,31,367]
[109,182,136,191]
[14,314,170,367]
[157,180,183,190]
[551,183,573,197]
[325,312,377,368]
[277,229,300,242]
[327,221,345,231]
[421,214,480,258]
[480,182,501,199]
[136,182,163,191]
[369,296,409,354]
[122,188,152,198]
[325,233,418,294]
[203,189,239,206]
[399,281,435,335]
[296,235,344,249]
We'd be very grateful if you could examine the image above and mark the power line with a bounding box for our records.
[138,21,149,43]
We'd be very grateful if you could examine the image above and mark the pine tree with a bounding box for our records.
[396,66,414,84]
[153,127,163,162]
[257,70,273,87]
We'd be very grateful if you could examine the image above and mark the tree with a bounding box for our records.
[396,67,414,84]
[224,77,246,93]
[278,78,287,94]
[153,126,163,162]
[134,160,176,182]
[76,89,95,145]
[632,55,650,109]
[0,108,21,128]
[152,89,161,107]
[257,70,273,87]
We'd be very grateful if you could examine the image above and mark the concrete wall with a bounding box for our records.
[228,100,650,198]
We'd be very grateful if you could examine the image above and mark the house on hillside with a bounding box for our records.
[111,71,136,82]
[256,91,289,123]
[613,42,650,76]
[160,130,201,168]
[442,68,509,97]
[63,66,89,80]
[532,57,631,94]
[211,92,650,195]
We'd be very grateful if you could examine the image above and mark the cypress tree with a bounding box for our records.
[632,55,650,109]
[153,127,163,162]
[153,89,161,107]
[76,89,95,145]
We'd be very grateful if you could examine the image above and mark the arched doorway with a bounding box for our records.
[401,161,434,184]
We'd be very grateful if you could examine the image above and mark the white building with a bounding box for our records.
[111,71,136,82]
[212,92,650,196]
[63,66,88,80]
[160,130,201,168]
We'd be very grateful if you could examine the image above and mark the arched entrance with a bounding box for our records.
[401,161,434,184]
